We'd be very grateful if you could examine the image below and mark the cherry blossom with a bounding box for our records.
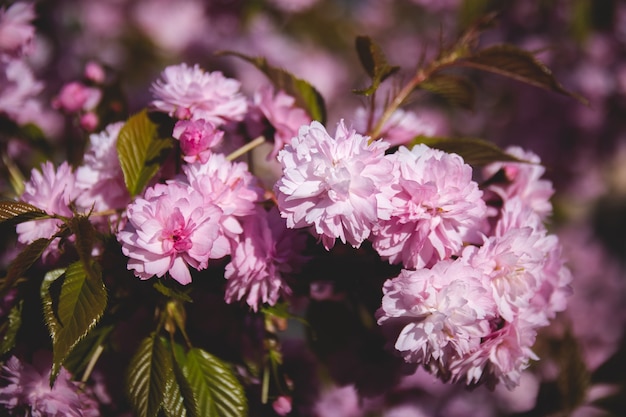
[117,180,223,285]
[224,207,309,311]
[172,118,224,163]
[371,144,487,269]
[275,120,394,249]
[0,352,100,417]
[150,63,248,124]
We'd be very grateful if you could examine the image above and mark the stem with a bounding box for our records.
[81,344,104,383]
[226,136,265,161]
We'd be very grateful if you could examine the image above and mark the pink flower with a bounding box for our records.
[272,395,292,416]
[377,260,495,369]
[371,145,487,269]
[482,146,554,220]
[117,180,223,285]
[172,118,224,163]
[150,63,248,124]
[251,85,311,159]
[16,162,79,259]
[52,81,102,113]
[275,120,394,249]
[75,122,129,227]
[353,106,448,146]
[182,153,264,255]
[448,317,539,390]
[84,61,105,84]
[0,2,36,59]
[0,59,43,122]
[0,352,100,417]
[224,207,309,311]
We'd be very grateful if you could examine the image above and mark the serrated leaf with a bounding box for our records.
[126,334,170,417]
[162,341,196,417]
[117,110,173,197]
[184,348,248,417]
[1,237,52,296]
[420,72,476,110]
[456,44,588,105]
[0,299,23,355]
[353,36,400,96]
[0,200,47,224]
[41,261,107,385]
[217,51,326,123]
[410,135,523,166]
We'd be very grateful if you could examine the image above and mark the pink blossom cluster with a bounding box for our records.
[274,121,571,388]
[0,352,100,417]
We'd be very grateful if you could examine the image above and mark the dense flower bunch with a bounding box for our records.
[2,1,619,417]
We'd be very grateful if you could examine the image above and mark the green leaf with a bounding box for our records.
[217,51,327,123]
[1,237,52,296]
[410,135,523,166]
[0,299,23,355]
[184,348,248,417]
[41,261,107,385]
[117,110,173,197]
[420,72,476,110]
[0,200,47,224]
[353,36,400,96]
[162,341,197,417]
[68,216,99,280]
[126,333,170,417]
[555,330,591,413]
[456,44,588,105]
[153,281,193,303]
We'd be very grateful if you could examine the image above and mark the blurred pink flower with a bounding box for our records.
[172,118,224,163]
[251,85,311,160]
[275,120,394,249]
[482,146,554,220]
[0,352,100,417]
[272,395,292,416]
[52,81,102,114]
[0,59,43,121]
[224,207,308,311]
[16,162,78,259]
[353,107,448,146]
[84,61,105,84]
[371,144,486,269]
[0,2,35,59]
[117,181,223,285]
[150,63,248,124]
[75,122,129,225]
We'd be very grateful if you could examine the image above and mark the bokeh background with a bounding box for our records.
[2,0,626,416]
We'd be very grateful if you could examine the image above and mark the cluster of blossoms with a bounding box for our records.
[10,60,571,399]
[0,2,584,415]
[274,111,571,388]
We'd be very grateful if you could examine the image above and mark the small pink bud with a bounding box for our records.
[172,119,223,163]
[272,396,292,416]
[52,82,102,113]
[80,112,99,131]
[84,61,105,84]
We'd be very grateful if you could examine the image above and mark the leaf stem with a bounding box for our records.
[81,344,104,383]
[226,136,266,161]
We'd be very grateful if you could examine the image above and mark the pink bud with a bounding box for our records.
[272,396,292,416]
[84,61,105,84]
[52,82,102,113]
[172,119,224,163]
[79,112,99,131]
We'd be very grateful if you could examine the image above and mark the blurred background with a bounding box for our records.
[2,0,626,416]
